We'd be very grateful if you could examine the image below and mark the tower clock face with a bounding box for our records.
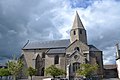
[74,55,79,60]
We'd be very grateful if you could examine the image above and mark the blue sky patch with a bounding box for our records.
[69,0,101,8]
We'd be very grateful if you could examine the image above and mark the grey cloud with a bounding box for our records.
[87,16,120,49]
[83,0,120,64]
[0,0,63,62]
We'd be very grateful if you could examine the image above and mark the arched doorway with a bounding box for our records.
[35,54,45,76]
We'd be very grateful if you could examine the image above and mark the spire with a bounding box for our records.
[72,11,84,29]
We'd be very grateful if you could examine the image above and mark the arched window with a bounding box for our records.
[35,55,41,76]
[42,52,45,58]
[73,62,80,72]
[54,55,59,64]
[73,30,76,35]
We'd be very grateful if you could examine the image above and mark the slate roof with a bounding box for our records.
[47,48,66,54]
[23,39,70,49]
[88,45,101,51]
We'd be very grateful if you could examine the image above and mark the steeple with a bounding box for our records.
[70,11,87,44]
[72,11,84,29]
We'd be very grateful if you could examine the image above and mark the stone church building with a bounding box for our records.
[116,43,120,79]
[20,12,103,79]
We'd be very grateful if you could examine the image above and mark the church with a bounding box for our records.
[20,11,104,79]
[116,43,120,78]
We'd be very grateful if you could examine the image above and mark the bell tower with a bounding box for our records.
[70,11,87,44]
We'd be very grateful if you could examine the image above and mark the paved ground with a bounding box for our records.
[18,77,120,80]
[102,78,119,80]
[20,78,120,80]
[19,78,120,80]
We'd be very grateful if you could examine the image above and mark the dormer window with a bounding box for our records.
[73,30,76,35]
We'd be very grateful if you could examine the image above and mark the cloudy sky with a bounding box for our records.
[0,0,120,64]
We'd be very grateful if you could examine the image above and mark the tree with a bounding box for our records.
[27,67,37,80]
[7,60,23,80]
[76,63,98,78]
[45,65,66,78]
[0,68,11,79]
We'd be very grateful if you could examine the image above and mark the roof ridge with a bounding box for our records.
[29,39,70,43]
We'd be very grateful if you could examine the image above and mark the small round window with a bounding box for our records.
[74,55,80,61]
[74,55,78,59]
